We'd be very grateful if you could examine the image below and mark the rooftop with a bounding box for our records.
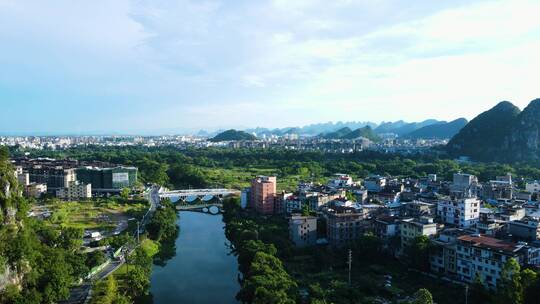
[458,234,520,253]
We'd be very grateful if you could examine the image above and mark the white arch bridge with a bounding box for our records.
[158,188,239,213]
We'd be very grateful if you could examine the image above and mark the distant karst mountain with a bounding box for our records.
[446,99,540,162]
[244,121,377,137]
[404,118,468,139]
[209,129,257,142]
[374,119,442,136]
[321,126,380,142]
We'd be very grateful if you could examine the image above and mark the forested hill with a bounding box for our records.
[447,99,540,162]
[209,129,257,142]
[321,126,381,142]
[404,118,468,139]
[0,147,85,303]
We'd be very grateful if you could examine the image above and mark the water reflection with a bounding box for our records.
[146,211,240,304]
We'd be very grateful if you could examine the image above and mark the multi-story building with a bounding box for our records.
[507,218,540,241]
[27,165,76,192]
[284,195,305,214]
[15,166,30,186]
[76,166,138,192]
[450,173,478,198]
[400,217,437,251]
[455,234,529,288]
[364,175,386,193]
[240,187,251,209]
[56,181,92,200]
[430,228,465,276]
[373,216,400,240]
[325,207,370,247]
[327,174,353,189]
[437,198,480,228]
[289,215,317,248]
[526,181,540,194]
[402,201,436,217]
[250,176,277,215]
[24,183,47,198]
[482,174,513,200]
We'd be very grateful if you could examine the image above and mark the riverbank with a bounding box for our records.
[89,199,179,304]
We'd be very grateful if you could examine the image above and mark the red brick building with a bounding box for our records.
[250,176,276,215]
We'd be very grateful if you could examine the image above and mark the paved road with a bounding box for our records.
[60,186,160,304]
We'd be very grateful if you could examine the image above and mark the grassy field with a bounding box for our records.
[40,199,149,232]
[202,166,328,192]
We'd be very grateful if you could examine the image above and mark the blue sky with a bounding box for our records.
[1,0,540,134]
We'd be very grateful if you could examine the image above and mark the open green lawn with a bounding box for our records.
[40,199,149,232]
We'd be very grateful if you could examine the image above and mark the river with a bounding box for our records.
[148,211,240,303]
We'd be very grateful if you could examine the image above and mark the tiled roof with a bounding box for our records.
[458,235,518,252]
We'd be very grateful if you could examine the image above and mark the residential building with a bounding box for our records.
[327,174,353,189]
[403,201,436,217]
[364,175,386,193]
[240,187,250,209]
[400,217,437,251]
[482,175,513,200]
[289,215,317,248]
[15,166,30,186]
[456,234,528,288]
[325,207,370,247]
[373,216,400,240]
[353,189,368,203]
[24,183,47,198]
[430,228,465,276]
[56,181,92,200]
[499,206,526,222]
[450,173,478,198]
[27,165,76,191]
[437,198,480,228]
[526,181,540,194]
[250,176,277,215]
[284,195,305,214]
[507,218,540,241]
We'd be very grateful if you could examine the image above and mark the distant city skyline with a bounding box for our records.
[1,0,539,134]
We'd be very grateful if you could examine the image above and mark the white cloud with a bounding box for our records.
[0,0,539,132]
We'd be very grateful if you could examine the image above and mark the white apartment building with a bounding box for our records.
[437,198,480,228]
[56,181,92,200]
[327,174,353,189]
[526,181,540,194]
[456,234,528,288]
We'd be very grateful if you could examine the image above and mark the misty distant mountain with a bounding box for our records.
[375,119,442,136]
[321,126,381,142]
[244,121,377,137]
[194,119,456,139]
[404,118,468,139]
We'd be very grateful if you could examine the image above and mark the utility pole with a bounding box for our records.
[347,249,352,286]
[465,285,469,304]
[136,221,140,244]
